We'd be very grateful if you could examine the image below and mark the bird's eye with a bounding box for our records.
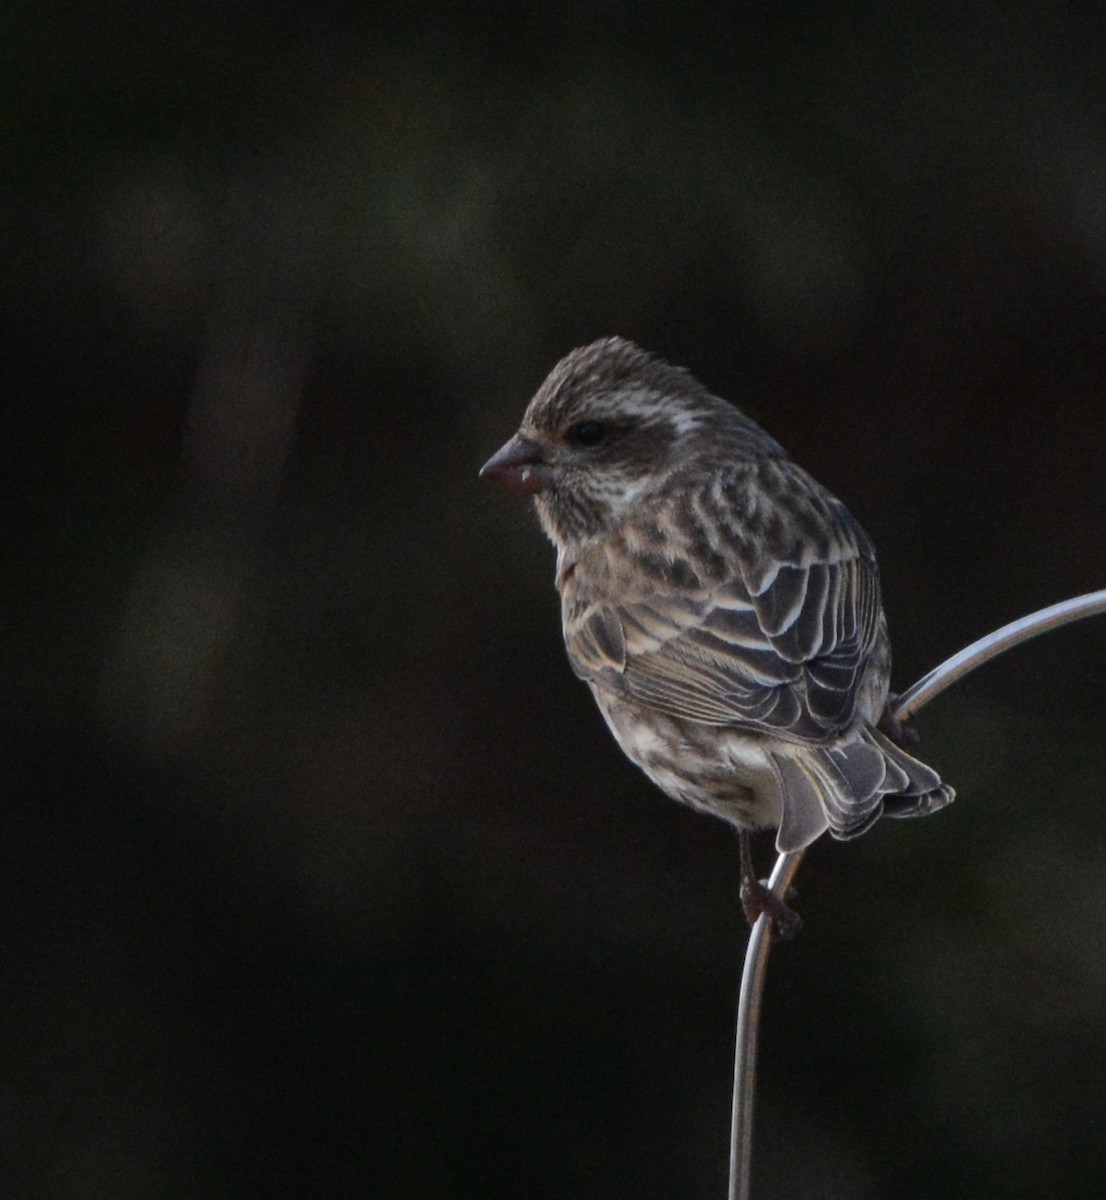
[567,420,607,447]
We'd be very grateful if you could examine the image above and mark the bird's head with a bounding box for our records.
[480,337,730,547]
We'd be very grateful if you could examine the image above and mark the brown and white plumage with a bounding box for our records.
[481,337,953,854]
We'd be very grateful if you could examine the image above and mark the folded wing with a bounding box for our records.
[565,460,883,747]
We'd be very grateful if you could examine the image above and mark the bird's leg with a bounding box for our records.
[739,831,802,940]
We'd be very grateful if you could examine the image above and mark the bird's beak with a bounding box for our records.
[479,434,553,495]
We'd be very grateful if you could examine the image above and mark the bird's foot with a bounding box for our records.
[740,878,802,941]
[878,697,920,749]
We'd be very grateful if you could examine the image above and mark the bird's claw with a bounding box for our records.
[879,697,920,749]
[741,879,802,941]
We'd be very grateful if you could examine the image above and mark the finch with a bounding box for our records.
[480,337,953,926]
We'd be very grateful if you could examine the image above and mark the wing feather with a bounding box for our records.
[564,459,884,746]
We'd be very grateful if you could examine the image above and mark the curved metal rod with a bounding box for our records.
[727,848,805,1200]
[726,587,1106,1200]
[893,589,1106,721]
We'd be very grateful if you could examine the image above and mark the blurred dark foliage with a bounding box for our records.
[5,4,1106,1197]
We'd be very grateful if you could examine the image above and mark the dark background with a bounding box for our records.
[7,4,1106,1197]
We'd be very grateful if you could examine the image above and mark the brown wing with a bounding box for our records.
[564,462,883,745]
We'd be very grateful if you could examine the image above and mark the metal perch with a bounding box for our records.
[727,588,1106,1200]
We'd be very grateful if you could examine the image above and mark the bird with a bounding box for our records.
[480,337,953,932]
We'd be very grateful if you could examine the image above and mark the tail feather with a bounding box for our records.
[772,727,955,853]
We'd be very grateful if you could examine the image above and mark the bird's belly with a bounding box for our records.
[593,692,783,832]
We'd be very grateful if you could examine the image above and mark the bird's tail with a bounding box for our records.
[772,728,955,853]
